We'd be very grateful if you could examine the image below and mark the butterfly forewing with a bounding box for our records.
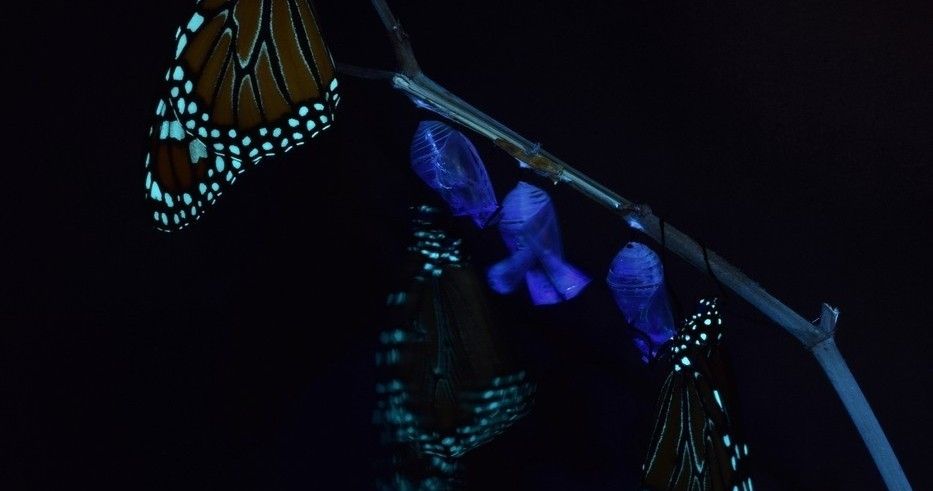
[144,0,339,231]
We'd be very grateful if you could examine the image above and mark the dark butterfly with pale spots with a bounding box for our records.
[144,0,339,231]
[641,298,754,491]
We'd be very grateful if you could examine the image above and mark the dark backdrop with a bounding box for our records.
[3,1,931,489]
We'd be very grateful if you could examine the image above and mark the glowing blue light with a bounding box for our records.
[314,103,325,110]
[329,79,338,91]
[186,139,206,164]
[713,389,723,409]
[198,183,207,195]
[182,193,192,205]
[156,100,166,116]
[288,118,299,127]
[187,12,204,31]
[488,182,590,305]
[298,106,309,117]
[164,121,183,140]
[149,181,162,201]
[606,242,676,361]
[215,156,225,172]
[175,35,188,58]
[410,120,498,228]
[172,66,184,81]
[306,120,316,131]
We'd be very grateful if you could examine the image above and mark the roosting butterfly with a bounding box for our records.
[410,121,498,228]
[607,242,677,362]
[641,298,753,491]
[487,182,590,305]
[144,0,339,231]
[375,205,534,488]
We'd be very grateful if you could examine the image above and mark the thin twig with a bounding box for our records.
[347,1,912,489]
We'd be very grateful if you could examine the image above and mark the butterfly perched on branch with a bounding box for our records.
[641,298,754,491]
[143,0,339,231]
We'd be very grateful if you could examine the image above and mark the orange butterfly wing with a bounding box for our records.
[144,0,339,231]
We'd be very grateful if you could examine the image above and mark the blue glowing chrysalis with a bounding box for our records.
[606,242,676,361]
[488,181,590,305]
[410,121,498,227]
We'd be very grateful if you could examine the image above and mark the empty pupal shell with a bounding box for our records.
[488,182,590,305]
[410,121,498,227]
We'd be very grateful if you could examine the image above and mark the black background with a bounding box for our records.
[3,1,931,489]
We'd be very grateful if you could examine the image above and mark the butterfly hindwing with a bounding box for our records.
[145,97,248,230]
[144,0,339,231]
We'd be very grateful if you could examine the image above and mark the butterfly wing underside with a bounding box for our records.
[641,298,754,491]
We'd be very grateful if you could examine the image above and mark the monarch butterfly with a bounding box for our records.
[375,205,534,486]
[641,298,754,491]
[144,0,339,231]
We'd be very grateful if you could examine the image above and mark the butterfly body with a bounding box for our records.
[144,0,339,231]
